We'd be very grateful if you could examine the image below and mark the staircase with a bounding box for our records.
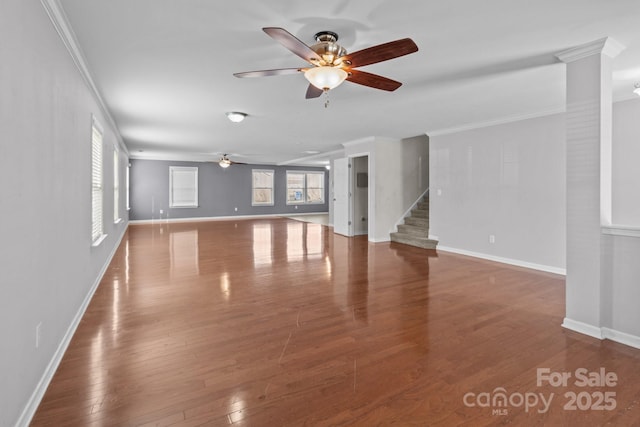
[390,196,438,249]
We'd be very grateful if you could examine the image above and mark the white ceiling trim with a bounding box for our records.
[39,0,128,155]
[427,106,566,137]
[276,148,344,166]
[130,151,228,162]
[556,37,626,63]
[342,136,377,148]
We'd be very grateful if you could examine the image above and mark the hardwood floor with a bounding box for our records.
[32,219,640,426]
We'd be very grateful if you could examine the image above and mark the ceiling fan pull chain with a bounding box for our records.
[324,89,330,108]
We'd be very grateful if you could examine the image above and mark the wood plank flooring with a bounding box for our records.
[31,219,640,426]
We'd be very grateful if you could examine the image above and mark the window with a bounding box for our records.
[286,171,325,205]
[306,171,325,203]
[91,116,104,244]
[252,169,274,206]
[126,162,130,211]
[113,148,120,223]
[169,166,198,208]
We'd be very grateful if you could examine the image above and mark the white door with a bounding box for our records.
[333,158,351,236]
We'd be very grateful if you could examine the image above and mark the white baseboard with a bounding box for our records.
[562,319,640,350]
[286,212,329,216]
[562,318,604,339]
[602,327,640,349]
[436,245,566,275]
[15,224,129,427]
[130,212,329,225]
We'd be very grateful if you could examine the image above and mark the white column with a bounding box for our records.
[556,37,624,337]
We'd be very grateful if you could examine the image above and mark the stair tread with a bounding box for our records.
[391,232,437,241]
[398,224,428,235]
[390,195,436,249]
[390,232,438,249]
[410,209,429,218]
[405,217,428,223]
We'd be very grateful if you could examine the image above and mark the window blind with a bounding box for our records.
[91,118,104,242]
[169,166,198,208]
[113,148,119,222]
[252,169,274,206]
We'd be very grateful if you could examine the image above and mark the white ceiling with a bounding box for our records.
[58,0,640,165]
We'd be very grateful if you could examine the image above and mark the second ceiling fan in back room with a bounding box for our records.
[234,27,418,106]
[217,154,246,169]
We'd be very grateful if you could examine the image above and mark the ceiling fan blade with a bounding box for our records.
[234,68,303,78]
[346,69,402,91]
[339,38,418,68]
[305,84,323,99]
[230,161,248,165]
[263,27,322,65]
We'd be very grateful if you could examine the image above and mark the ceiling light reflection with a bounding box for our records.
[220,272,230,301]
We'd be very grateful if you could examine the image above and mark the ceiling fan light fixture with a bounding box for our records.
[226,111,247,123]
[634,83,640,96]
[304,66,348,91]
[219,156,232,168]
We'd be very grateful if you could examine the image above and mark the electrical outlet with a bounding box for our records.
[489,235,496,244]
[159,209,164,214]
[36,322,42,348]
[234,207,238,212]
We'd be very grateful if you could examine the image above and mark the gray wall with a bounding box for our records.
[430,113,566,272]
[130,159,329,220]
[0,1,129,425]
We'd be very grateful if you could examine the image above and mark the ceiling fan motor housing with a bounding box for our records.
[311,31,346,65]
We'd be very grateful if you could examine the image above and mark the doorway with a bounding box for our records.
[352,156,368,236]
[333,155,369,237]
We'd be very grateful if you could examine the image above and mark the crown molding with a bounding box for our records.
[39,0,128,156]
[427,106,566,137]
[342,136,376,148]
[277,148,343,166]
[556,37,626,63]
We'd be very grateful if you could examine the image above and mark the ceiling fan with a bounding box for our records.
[217,154,246,168]
[233,27,418,99]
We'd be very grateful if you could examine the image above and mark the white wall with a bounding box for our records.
[430,113,566,272]
[613,98,640,226]
[599,97,640,346]
[601,231,640,343]
[372,138,404,240]
[342,136,429,242]
[0,1,128,425]
[400,134,430,206]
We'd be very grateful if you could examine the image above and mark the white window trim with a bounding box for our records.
[113,147,120,223]
[126,162,131,211]
[252,169,275,206]
[286,170,325,205]
[91,115,106,246]
[169,166,199,208]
